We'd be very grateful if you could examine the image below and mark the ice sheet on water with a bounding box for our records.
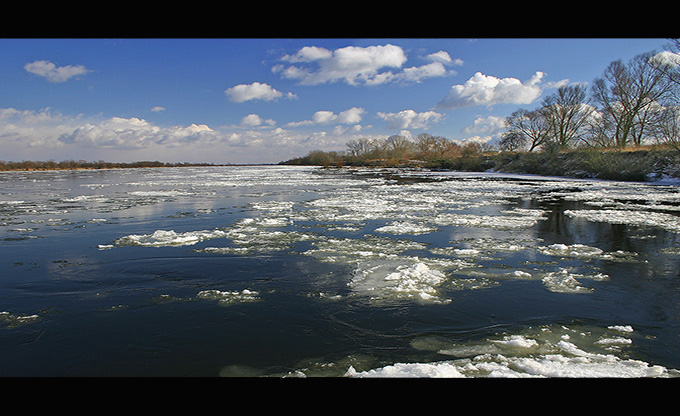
[433,208,547,230]
[348,258,451,304]
[537,243,639,262]
[345,323,676,378]
[302,234,428,264]
[541,268,608,293]
[565,209,680,233]
[195,215,317,254]
[114,229,230,247]
[374,221,437,235]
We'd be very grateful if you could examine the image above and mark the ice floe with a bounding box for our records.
[0,311,40,328]
[196,289,260,305]
[565,209,680,233]
[114,229,230,247]
[349,259,451,304]
[541,268,608,293]
[433,208,546,230]
[344,324,676,378]
[374,221,437,235]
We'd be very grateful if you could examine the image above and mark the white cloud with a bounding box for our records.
[377,109,444,130]
[150,106,166,112]
[285,107,365,128]
[0,106,363,164]
[397,62,448,83]
[24,60,90,83]
[436,71,549,110]
[426,51,464,67]
[275,44,456,86]
[59,117,217,149]
[225,82,297,103]
[0,108,219,151]
[651,51,680,67]
[462,115,506,135]
[281,46,333,63]
[240,113,275,127]
[457,135,494,145]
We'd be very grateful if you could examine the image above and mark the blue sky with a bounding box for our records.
[0,38,670,164]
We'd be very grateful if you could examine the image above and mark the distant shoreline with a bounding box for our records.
[0,160,273,172]
[5,148,680,185]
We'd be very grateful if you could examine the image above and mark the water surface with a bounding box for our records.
[1,165,679,377]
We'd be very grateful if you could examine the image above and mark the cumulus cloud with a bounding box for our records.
[0,106,363,163]
[427,50,463,66]
[285,107,365,128]
[397,62,448,83]
[0,107,219,151]
[240,113,275,127]
[58,117,217,149]
[24,60,90,83]
[274,44,456,86]
[225,82,297,103]
[377,109,444,130]
[462,115,506,135]
[651,51,680,67]
[150,106,166,112]
[436,71,549,110]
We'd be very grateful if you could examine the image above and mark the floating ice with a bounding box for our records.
[196,216,317,254]
[346,351,669,378]
[114,229,229,247]
[541,268,607,293]
[0,311,40,327]
[492,334,539,348]
[538,243,604,258]
[510,270,532,278]
[537,243,640,262]
[565,209,680,233]
[349,259,450,304]
[196,289,260,304]
[237,217,293,227]
[433,208,546,230]
[200,230,316,255]
[127,190,195,197]
[345,324,675,378]
[303,234,427,264]
[374,221,437,235]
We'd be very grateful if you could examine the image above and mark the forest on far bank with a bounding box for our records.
[0,160,219,172]
[282,40,680,182]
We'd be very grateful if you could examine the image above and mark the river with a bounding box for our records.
[1,165,679,377]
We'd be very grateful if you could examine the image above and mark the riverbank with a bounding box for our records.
[489,148,680,182]
[0,160,227,172]
[282,147,680,183]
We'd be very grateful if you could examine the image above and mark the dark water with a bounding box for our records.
[1,166,680,377]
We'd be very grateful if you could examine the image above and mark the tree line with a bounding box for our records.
[283,39,680,167]
[0,160,219,171]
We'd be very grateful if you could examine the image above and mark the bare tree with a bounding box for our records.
[591,52,675,148]
[498,131,527,152]
[540,84,594,149]
[414,133,452,159]
[649,39,680,100]
[649,105,680,150]
[346,138,382,159]
[383,135,414,159]
[504,108,551,152]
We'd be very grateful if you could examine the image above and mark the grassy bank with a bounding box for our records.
[282,147,680,182]
[489,148,680,182]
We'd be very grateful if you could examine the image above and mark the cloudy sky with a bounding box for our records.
[0,38,669,164]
